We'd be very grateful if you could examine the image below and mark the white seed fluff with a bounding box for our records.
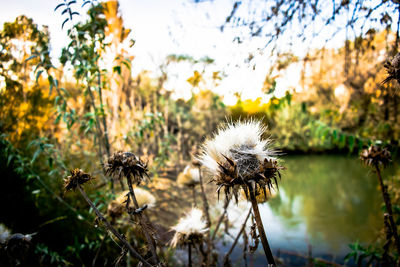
[199,120,275,177]
[170,208,208,247]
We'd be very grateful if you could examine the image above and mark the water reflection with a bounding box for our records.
[264,155,384,256]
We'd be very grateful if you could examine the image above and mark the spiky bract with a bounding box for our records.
[105,152,149,185]
[360,145,391,168]
[382,52,400,84]
[199,120,283,202]
[170,208,207,248]
[64,169,94,191]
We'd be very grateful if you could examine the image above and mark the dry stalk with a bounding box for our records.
[76,184,151,267]
[126,176,160,265]
[223,207,252,265]
[188,242,193,267]
[374,163,400,257]
[247,183,276,266]
[211,196,231,241]
[198,167,212,267]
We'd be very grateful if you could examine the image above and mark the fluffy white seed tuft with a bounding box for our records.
[170,208,208,247]
[199,120,275,177]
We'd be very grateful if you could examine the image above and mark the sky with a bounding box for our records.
[0,0,307,103]
[0,0,391,103]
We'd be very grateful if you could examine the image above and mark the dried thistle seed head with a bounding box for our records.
[360,145,391,168]
[392,52,400,69]
[108,188,156,220]
[199,120,282,201]
[382,52,400,84]
[170,208,208,248]
[105,152,149,184]
[116,188,156,209]
[177,165,200,187]
[107,200,125,220]
[64,169,94,191]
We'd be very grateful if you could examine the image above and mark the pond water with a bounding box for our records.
[219,154,400,266]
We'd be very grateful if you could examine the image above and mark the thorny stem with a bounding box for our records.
[97,72,111,159]
[76,185,152,267]
[211,196,231,241]
[247,183,276,266]
[374,163,400,257]
[382,214,393,266]
[92,234,106,267]
[198,167,212,267]
[126,177,160,265]
[212,196,231,241]
[223,208,252,264]
[188,242,192,267]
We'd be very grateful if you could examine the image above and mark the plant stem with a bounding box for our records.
[198,167,212,267]
[188,242,192,267]
[374,163,400,256]
[126,177,160,265]
[247,183,276,266]
[191,185,197,205]
[97,72,111,158]
[223,208,252,264]
[211,196,231,241]
[76,185,151,267]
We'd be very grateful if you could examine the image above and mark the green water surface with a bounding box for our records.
[262,154,395,257]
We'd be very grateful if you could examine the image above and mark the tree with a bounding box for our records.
[0,15,53,145]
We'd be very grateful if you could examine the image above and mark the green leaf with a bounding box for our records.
[332,130,338,142]
[25,54,38,62]
[121,59,131,70]
[48,157,53,168]
[36,70,44,82]
[32,189,41,195]
[113,65,121,75]
[348,135,355,153]
[339,134,346,149]
[31,149,41,164]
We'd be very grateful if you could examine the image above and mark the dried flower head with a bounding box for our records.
[170,208,208,248]
[360,145,391,168]
[107,188,156,219]
[199,120,283,201]
[177,165,200,187]
[105,152,149,185]
[64,169,94,191]
[382,52,400,84]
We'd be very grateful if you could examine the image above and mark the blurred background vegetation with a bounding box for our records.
[1,0,400,266]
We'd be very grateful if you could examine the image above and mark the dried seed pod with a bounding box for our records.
[108,188,156,220]
[382,52,400,84]
[199,120,283,202]
[177,165,200,187]
[64,169,94,191]
[105,152,149,185]
[360,145,391,168]
[170,208,208,248]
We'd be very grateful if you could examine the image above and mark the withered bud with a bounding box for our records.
[382,52,400,84]
[105,152,149,185]
[64,169,94,191]
[360,145,391,168]
[200,120,283,203]
[107,201,125,221]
